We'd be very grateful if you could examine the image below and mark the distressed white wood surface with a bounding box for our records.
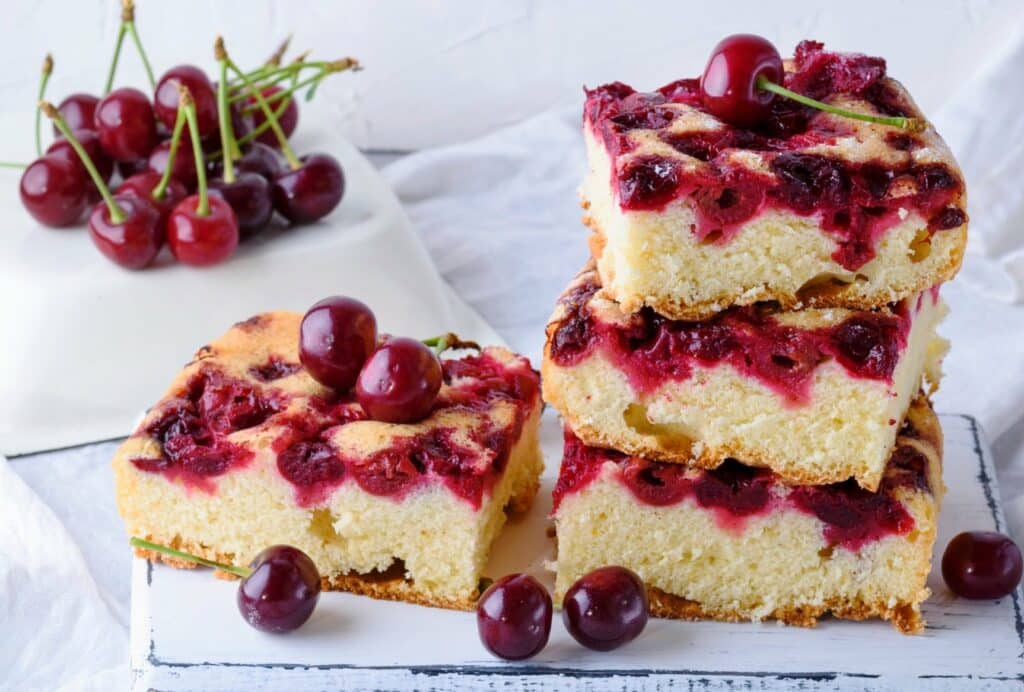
[130,412,1024,690]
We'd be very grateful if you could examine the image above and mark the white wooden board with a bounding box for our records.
[130,411,1024,690]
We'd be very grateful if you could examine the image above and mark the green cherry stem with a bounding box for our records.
[264,34,292,68]
[226,52,301,170]
[239,59,358,113]
[756,76,926,132]
[178,86,210,215]
[214,37,239,179]
[42,100,125,223]
[151,105,186,202]
[35,54,53,156]
[103,19,127,95]
[0,162,28,169]
[130,537,251,578]
[122,0,156,90]
[422,333,480,356]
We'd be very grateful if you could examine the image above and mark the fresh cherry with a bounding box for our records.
[248,84,299,145]
[271,153,345,224]
[117,158,149,180]
[701,34,784,128]
[148,138,197,190]
[299,296,378,390]
[477,574,553,661]
[88,193,163,269]
[154,65,218,138]
[357,338,442,423]
[19,155,88,227]
[562,566,648,652]
[942,531,1023,600]
[237,545,321,633]
[233,142,286,181]
[54,93,99,135]
[46,129,114,193]
[209,172,273,235]
[117,171,187,225]
[167,194,238,266]
[94,87,159,162]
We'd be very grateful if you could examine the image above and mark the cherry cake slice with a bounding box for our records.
[582,40,967,321]
[114,311,543,609]
[542,263,946,490]
[552,395,943,634]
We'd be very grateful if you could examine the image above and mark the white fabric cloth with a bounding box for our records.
[7,33,1024,689]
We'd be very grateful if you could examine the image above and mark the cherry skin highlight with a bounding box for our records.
[237,545,321,633]
[562,566,648,652]
[19,155,88,227]
[94,87,160,162]
[87,193,163,269]
[298,296,378,391]
[357,338,443,424]
[166,194,239,267]
[700,34,784,127]
[477,574,553,660]
[54,93,99,135]
[271,153,345,224]
[154,65,219,138]
[942,531,1023,600]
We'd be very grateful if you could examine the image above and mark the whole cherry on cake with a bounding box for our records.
[130,537,321,633]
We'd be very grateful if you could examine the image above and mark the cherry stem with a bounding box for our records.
[103,23,127,95]
[42,100,125,223]
[0,162,28,169]
[178,87,210,215]
[227,61,321,104]
[239,59,359,114]
[35,54,53,156]
[122,0,155,90]
[756,76,927,132]
[227,56,301,169]
[152,106,186,202]
[422,333,480,356]
[265,35,292,67]
[214,38,238,182]
[130,537,251,578]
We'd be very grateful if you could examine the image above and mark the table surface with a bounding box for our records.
[130,411,1024,691]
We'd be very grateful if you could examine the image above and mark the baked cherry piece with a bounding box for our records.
[943,531,1023,599]
[167,194,238,266]
[209,172,273,235]
[54,93,99,135]
[562,566,648,652]
[271,153,345,223]
[701,34,784,127]
[237,545,321,633]
[248,84,299,145]
[477,574,553,661]
[47,130,115,198]
[357,338,442,423]
[117,171,187,225]
[148,139,197,190]
[19,155,88,227]
[88,193,163,269]
[299,296,378,390]
[154,65,218,138]
[94,87,159,162]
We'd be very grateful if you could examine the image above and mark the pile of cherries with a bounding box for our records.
[14,1,358,270]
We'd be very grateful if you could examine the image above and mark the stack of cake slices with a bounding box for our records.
[542,41,968,633]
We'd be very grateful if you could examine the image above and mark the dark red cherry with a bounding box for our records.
[87,193,163,269]
[942,531,1023,600]
[166,194,239,267]
[562,566,648,652]
[147,139,197,190]
[46,129,114,199]
[299,296,378,391]
[54,93,99,135]
[154,65,218,138]
[19,155,88,227]
[237,545,321,633]
[248,85,299,145]
[356,338,442,424]
[477,574,553,661]
[271,153,345,224]
[94,87,159,162]
[701,34,784,127]
[234,142,286,181]
[209,172,273,235]
[117,158,149,180]
[117,171,187,225]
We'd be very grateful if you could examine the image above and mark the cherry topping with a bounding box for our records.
[701,34,784,127]
[356,338,443,424]
[54,93,99,135]
[271,153,346,224]
[942,531,1023,600]
[237,545,321,633]
[299,296,378,391]
[277,440,345,489]
[562,566,648,651]
[154,65,218,138]
[167,194,239,266]
[618,155,681,210]
[477,574,553,660]
[88,193,163,269]
[19,156,87,227]
[94,87,159,162]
